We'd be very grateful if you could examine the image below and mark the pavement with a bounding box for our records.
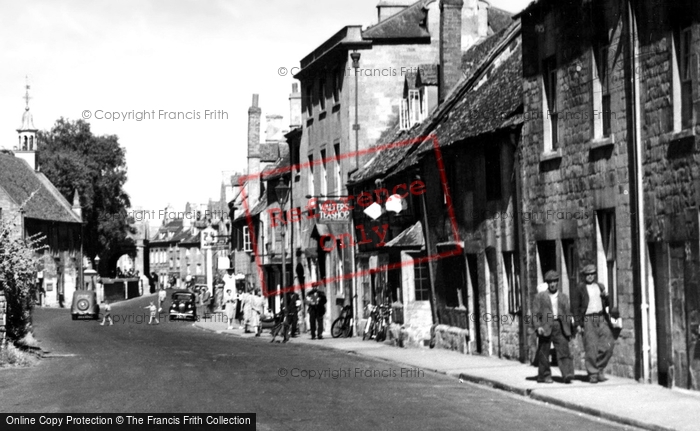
[195,313,700,431]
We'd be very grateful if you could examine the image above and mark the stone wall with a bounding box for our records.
[520,0,635,379]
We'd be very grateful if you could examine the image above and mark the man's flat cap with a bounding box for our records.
[582,264,597,274]
[544,270,559,281]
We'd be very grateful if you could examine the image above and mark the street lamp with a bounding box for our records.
[94,255,101,274]
[274,178,291,312]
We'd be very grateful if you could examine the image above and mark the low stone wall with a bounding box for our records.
[432,324,470,354]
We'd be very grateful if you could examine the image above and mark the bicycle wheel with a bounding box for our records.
[375,321,387,342]
[342,318,353,338]
[331,317,344,338]
[363,317,373,340]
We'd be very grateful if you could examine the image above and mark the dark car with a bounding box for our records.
[169,290,197,321]
[71,290,99,320]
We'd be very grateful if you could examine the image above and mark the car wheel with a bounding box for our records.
[72,314,77,321]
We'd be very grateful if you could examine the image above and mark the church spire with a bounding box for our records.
[16,76,38,170]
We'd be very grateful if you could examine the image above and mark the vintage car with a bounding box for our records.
[169,289,197,321]
[71,290,100,320]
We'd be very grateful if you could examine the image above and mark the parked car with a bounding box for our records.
[71,290,99,320]
[169,290,196,321]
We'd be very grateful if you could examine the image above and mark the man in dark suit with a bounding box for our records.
[533,270,574,384]
[571,264,616,383]
[306,283,327,340]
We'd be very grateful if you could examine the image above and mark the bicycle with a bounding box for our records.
[270,308,291,343]
[374,304,392,342]
[363,304,379,340]
[331,305,353,338]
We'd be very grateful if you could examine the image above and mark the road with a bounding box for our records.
[0,293,639,431]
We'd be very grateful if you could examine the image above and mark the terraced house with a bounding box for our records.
[518,0,699,389]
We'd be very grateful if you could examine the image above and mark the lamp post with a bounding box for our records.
[274,178,291,312]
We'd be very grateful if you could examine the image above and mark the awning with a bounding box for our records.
[384,221,424,249]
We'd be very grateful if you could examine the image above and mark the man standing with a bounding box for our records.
[532,270,574,384]
[158,287,167,313]
[306,283,327,340]
[287,292,301,338]
[572,264,616,383]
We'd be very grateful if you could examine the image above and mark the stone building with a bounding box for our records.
[293,0,509,329]
[519,0,699,389]
[349,12,522,356]
[0,86,83,307]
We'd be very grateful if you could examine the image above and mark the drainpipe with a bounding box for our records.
[418,174,439,325]
[625,0,650,383]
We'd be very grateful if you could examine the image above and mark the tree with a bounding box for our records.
[37,118,135,269]
[0,219,44,343]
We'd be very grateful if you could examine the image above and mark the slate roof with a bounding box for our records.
[261,152,291,182]
[416,64,438,86]
[363,0,433,40]
[461,27,506,78]
[395,34,522,172]
[0,153,82,224]
[487,6,514,34]
[259,143,280,163]
[234,193,268,222]
[150,219,184,243]
[350,20,521,186]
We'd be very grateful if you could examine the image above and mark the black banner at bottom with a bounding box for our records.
[2,414,256,431]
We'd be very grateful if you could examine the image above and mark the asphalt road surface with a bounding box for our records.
[0,294,639,431]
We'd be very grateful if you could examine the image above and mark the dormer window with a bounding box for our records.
[400,89,425,130]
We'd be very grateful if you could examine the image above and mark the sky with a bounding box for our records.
[0,0,531,216]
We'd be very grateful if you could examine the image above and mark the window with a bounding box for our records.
[543,56,559,150]
[333,68,341,104]
[334,143,341,195]
[409,89,420,125]
[484,144,502,201]
[399,98,410,130]
[308,155,315,197]
[243,225,252,252]
[320,149,328,196]
[414,261,430,301]
[674,26,693,130]
[597,210,617,307]
[306,83,313,116]
[503,252,520,314]
[592,45,612,138]
[319,77,326,111]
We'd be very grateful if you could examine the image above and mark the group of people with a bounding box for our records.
[533,264,619,384]
[223,287,265,336]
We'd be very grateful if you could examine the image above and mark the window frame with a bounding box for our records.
[542,55,559,150]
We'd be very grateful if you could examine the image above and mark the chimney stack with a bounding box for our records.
[247,94,262,205]
[439,0,464,103]
[289,83,302,129]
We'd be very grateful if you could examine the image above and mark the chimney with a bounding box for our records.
[460,0,488,49]
[439,0,464,103]
[289,83,302,129]
[247,94,262,205]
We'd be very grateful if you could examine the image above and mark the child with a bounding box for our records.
[145,301,159,325]
[100,300,113,326]
[158,287,166,313]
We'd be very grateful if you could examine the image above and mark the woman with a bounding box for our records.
[224,289,237,330]
[249,288,265,336]
[240,288,253,333]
